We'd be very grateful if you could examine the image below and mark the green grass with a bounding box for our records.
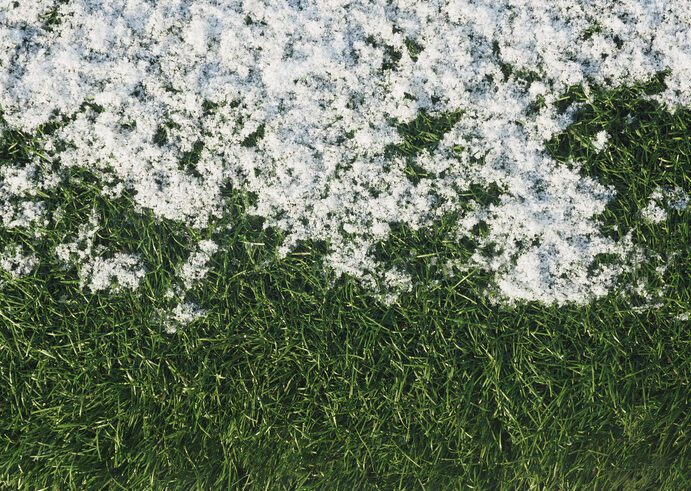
[0,79,689,489]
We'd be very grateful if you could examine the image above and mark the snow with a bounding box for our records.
[83,253,146,293]
[1,0,690,305]
[179,239,219,289]
[161,302,206,334]
[55,209,146,292]
[0,244,38,278]
[641,187,690,223]
[592,130,610,152]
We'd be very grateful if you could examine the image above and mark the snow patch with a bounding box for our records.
[0,244,38,278]
[1,1,690,304]
[641,187,690,223]
[179,239,218,289]
[592,130,610,152]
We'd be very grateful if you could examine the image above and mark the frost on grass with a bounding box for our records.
[1,1,690,304]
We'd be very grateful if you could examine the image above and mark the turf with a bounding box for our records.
[0,79,689,489]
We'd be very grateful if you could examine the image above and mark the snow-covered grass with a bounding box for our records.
[0,1,689,488]
[1,0,690,306]
[1,75,689,489]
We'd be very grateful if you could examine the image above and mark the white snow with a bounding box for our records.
[1,0,690,304]
[82,252,146,292]
[161,302,206,334]
[0,244,38,278]
[592,130,610,152]
[55,209,146,292]
[179,239,219,289]
[641,187,690,223]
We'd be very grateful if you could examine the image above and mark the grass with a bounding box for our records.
[0,77,689,489]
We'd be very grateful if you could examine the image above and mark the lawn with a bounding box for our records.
[1,1,690,489]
